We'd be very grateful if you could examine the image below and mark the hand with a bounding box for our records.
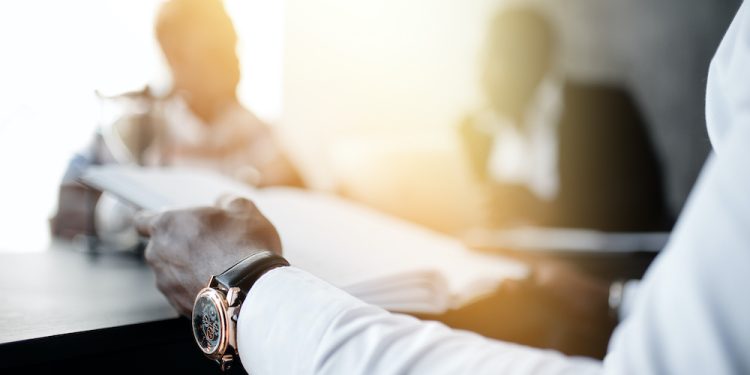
[422,259,616,358]
[135,198,282,316]
[500,260,616,357]
[50,183,101,239]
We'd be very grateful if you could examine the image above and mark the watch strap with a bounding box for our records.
[214,251,289,296]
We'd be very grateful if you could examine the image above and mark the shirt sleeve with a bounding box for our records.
[237,267,601,375]
[602,133,750,374]
[603,4,750,373]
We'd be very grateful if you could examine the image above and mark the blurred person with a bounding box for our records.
[457,7,668,356]
[136,1,750,372]
[460,8,669,231]
[51,0,302,243]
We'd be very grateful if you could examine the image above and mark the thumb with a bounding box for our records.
[215,194,258,214]
[133,210,159,237]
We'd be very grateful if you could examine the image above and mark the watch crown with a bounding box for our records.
[219,354,234,371]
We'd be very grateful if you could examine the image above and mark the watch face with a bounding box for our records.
[192,290,226,355]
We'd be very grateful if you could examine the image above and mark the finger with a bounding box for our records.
[142,240,160,266]
[215,193,241,210]
[134,210,160,237]
[217,195,258,214]
[234,166,261,187]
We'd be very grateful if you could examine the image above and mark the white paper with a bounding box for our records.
[81,166,528,313]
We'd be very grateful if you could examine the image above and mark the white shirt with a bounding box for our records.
[236,3,750,374]
[143,96,278,183]
[90,96,286,249]
[480,78,563,200]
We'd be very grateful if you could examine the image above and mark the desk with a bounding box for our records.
[0,241,654,373]
[0,242,220,374]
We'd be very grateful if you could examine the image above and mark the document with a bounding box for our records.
[81,166,528,313]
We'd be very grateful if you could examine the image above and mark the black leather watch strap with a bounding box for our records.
[214,251,289,296]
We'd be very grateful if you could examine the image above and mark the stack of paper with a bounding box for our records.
[81,166,528,313]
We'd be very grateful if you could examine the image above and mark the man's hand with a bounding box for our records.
[135,198,282,316]
[422,259,617,358]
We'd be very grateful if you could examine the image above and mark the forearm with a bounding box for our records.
[51,137,107,238]
[237,267,602,375]
[51,182,101,239]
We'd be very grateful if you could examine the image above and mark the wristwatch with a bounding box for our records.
[191,250,289,371]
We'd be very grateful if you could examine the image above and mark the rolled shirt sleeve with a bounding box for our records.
[237,267,601,375]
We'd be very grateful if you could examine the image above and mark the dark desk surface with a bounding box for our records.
[0,242,177,345]
[0,242,222,373]
[0,239,654,372]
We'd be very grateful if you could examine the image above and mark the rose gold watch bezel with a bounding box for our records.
[192,287,230,360]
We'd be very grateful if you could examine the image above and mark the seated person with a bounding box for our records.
[460,8,670,231]
[51,0,302,242]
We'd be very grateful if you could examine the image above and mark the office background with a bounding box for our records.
[0,0,741,251]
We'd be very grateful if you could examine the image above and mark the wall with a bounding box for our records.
[279,0,742,228]
[547,0,742,215]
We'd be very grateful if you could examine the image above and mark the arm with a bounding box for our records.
[50,135,109,239]
[602,137,750,374]
[52,127,142,244]
[137,199,601,375]
[603,5,750,372]
[238,266,602,375]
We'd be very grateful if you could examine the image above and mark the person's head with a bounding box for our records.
[482,8,556,119]
[155,0,240,107]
